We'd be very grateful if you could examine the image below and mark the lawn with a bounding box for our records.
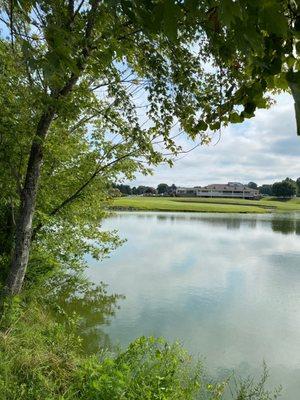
[110,196,300,213]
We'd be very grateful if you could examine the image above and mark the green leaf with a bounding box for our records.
[219,0,241,26]
[229,112,244,123]
[244,102,256,114]
[260,1,288,36]
[196,120,208,131]
[161,0,179,41]
[210,121,221,130]
[268,57,282,75]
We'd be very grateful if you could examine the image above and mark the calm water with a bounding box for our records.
[87,212,300,399]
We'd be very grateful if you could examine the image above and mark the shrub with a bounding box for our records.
[74,336,202,399]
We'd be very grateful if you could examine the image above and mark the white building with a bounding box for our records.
[176,182,260,199]
[176,187,196,196]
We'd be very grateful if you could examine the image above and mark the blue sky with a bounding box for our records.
[130,93,300,187]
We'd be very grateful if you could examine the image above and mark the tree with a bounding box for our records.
[272,181,296,198]
[136,186,146,195]
[157,183,169,194]
[259,185,273,196]
[144,187,157,195]
[114,184,132,196]
[168,184,177,196]
[296,178,300,196]
[108,187,122,198]
[248,182,258,189]
[1,1,234,295]
[284,177,296,184]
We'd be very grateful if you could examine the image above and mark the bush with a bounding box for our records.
[74,336,202,399]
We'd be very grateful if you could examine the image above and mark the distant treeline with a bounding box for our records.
[112,183,177,196]
[114,178,300,198]
[255,177,300,197]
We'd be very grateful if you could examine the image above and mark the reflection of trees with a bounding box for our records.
[271,218,300,235]
[224,219,241,230]
[156,214,259,230]
[155,213,300,235]
[295,220,300,235]
[45,274,124,354]
[156,214,171,222]
[118,211,300,236]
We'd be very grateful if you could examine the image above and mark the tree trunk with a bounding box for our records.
[5,109,55,295]
[288,78,300,136]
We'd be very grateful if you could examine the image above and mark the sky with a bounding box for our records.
[129,93,300,188]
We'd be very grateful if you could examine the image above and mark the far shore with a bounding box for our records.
[110,196,300,214]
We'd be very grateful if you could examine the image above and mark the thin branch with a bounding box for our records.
[69,96,119,133]
[9,0,14,48]
[32,4,46,27]
[73,0,85,20]
[31,151,135,238]
[117,29,142,41]
[52,0,101,99]
[68,0,74,20]
[152,129,183,145]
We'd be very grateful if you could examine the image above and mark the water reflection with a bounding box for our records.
[271,218,300,235]
[47,274,124,354]
[118,210,300,234]
[87,212,300,399]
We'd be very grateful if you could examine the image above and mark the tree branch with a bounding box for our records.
[68,0,74,19]
[31,151,135,239]
[73,0,85,20]
[53,0,100,99]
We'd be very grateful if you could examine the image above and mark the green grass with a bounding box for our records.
[111,196,300,214]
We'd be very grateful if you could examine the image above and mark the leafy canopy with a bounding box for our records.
[1,0,299,291]
[0,0,264,287]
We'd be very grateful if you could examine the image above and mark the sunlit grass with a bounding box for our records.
[111,196,300,213]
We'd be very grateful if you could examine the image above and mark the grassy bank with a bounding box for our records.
[111,196,300,213]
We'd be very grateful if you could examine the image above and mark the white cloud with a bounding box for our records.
[130,94,300,186]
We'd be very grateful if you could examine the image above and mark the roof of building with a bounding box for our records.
[203,182,257,191]
[177,183,259,192]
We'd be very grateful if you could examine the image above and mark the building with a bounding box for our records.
[176,187,196,196]
[176,182,260,199]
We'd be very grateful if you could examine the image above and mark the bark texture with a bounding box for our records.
[289,81,300,136]
[6,109,55,295]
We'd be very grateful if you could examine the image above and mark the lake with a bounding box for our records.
[87,212,300,399]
